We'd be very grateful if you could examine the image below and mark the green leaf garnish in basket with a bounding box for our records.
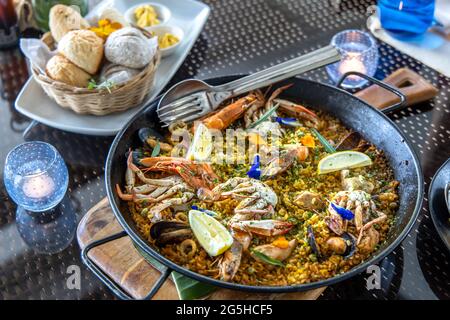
[311,128,336,153]
[251,249,284,267]
[248,103,280,128]
[87,78,116,93]
[87,78,97,90]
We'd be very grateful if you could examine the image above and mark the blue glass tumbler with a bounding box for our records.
[378,0,436,41]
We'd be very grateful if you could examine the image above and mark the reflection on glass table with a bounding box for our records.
[16,195,78,254]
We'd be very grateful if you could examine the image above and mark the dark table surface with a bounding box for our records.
[0,0,449,300]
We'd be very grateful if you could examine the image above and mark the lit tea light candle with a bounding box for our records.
[338,52,367,80]
[4,141,69,212]
[23,174,56,199]
[326,29,379,88]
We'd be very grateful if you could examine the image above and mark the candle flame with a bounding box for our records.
[23,175,55,199]
[338,53,367,80]
[398,1,403,11]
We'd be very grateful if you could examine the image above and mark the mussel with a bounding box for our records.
[126,128,173,165]
[306,225,323,261]
[125,148,145,166]
[138,127,166,144]
[138,127,173,153]
[150,221,192,245]
[325,232,356,259]
[336,132,370,152]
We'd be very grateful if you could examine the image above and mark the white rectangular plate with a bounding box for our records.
[15,0,210,136]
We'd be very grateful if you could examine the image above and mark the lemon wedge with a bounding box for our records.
[186,123,213,161]
[189,210,233,256]
[317,151,372,174]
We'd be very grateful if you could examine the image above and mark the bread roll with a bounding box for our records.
[49,4,90,42]
[58,30,104,74]
[46,54,91,87]
[105,27,156,69]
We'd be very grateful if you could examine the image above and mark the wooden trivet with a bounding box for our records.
[77,198,326,300]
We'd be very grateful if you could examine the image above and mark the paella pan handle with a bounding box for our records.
[81,231,172,300]
[337,71,407,114]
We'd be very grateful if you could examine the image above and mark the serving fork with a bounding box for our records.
[157,45,341,126]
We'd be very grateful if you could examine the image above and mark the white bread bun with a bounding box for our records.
[46,54,91,87]
[49,4,90,42]
[58,30,104,74]
[105,27,155,69]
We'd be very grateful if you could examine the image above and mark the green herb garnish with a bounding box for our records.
[251,249,284,267]
[248,103,280,129]
[87,79,97,90]
[151,141,161,157]
[311,128,336,153]
[287,216,299,225]
[87,78,116,93]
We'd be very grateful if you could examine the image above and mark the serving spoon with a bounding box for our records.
[157,45,340,126]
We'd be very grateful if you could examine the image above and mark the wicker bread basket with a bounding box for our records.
[32,31,161,116]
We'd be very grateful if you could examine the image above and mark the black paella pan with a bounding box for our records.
[83,73,424,299]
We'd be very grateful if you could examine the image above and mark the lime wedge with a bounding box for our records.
[317,151,372,174]
[186,123,213,161]
[188,210,233,256]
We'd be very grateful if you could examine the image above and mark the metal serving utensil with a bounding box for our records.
[445,182,450,214]
[157,45,340,126]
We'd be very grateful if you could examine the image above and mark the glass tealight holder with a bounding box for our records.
[4,141,69,212]
[326,29,379,89]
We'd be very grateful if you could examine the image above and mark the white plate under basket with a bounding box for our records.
[15,0,210,136]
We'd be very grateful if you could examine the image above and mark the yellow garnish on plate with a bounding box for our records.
[158,33,180,49]
[300,133,315,148]
[89,19,122,40]
[135,5,160,28]
[272,236,289,249]
[189,210,233,256]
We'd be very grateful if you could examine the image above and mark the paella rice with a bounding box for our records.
[118,84,399,286]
